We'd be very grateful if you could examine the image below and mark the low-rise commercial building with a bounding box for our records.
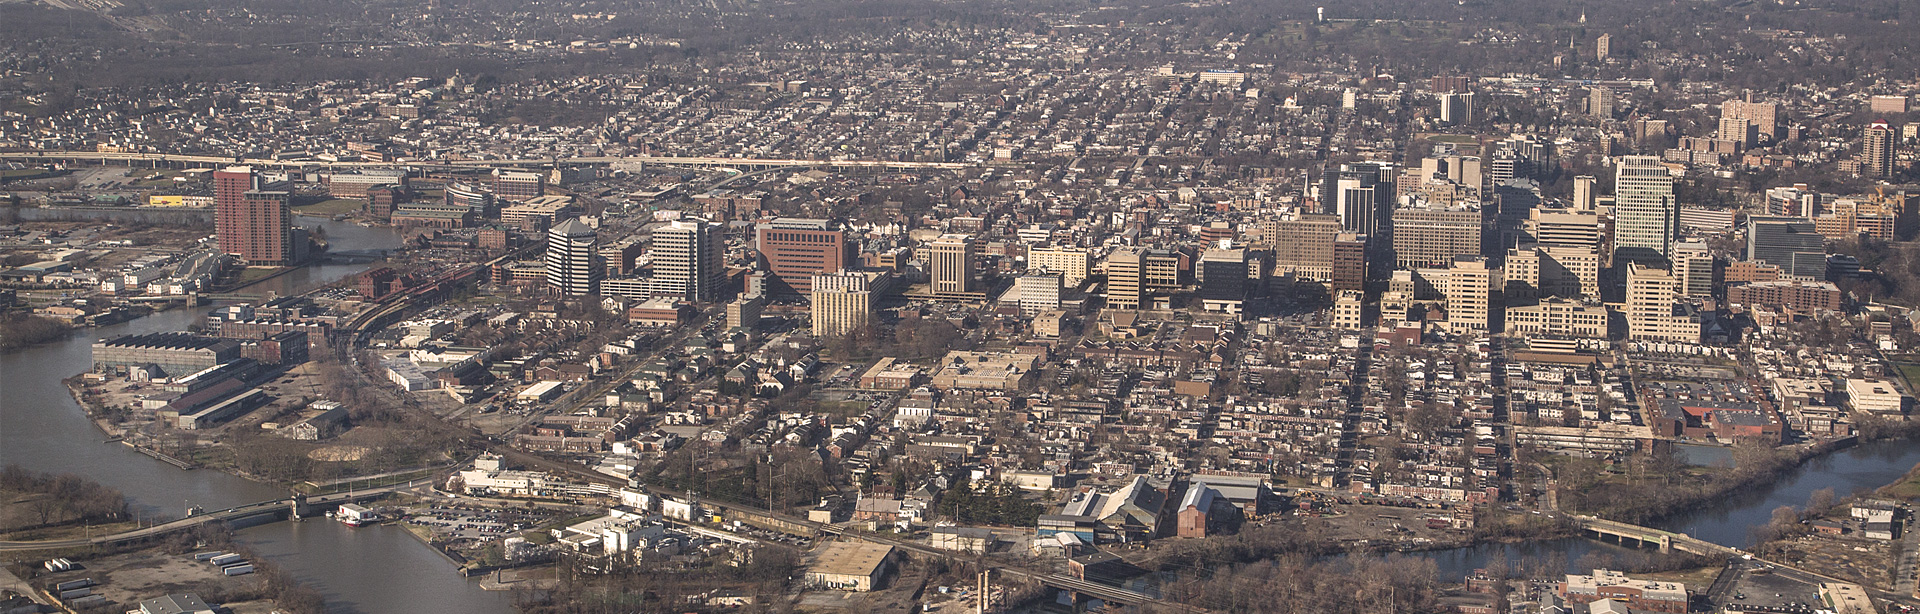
[805,541,895,591]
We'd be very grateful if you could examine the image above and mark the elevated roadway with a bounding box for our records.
[0,150,988,172]
[0,482,421,552]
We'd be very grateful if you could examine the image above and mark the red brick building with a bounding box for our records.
[754,218,852,296]
[1728,280,1843,312]
[215,167,293,265]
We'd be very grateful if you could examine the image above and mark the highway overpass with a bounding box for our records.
[0,150,989,172]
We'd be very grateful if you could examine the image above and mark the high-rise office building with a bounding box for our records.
[1489,155,1522,187]
[651,220,725,302]
[1106,248,1145,311]
[1332,233,1368,292]
[1864,122,1896,178]
[1613,156,1679,257]
[1015,274,1063,317]
[1746,216,1827,278]
[545,218,599,296]
[1440,92,1474,125]
[1337,176,1380,235]
[1504,244,1600,300]
[1626,262,1700,342]
[1259,214,1341,281]
[1596,33,1612,61]
[214,166,294,266]
[929,234,978,295]
[1671,241,1718,298]
[1572,176,1598,211]
[1391,206,1486,268]
[1026,245,1092,288]
[755,218,850,296]
[1531,208,1603,249]
[1323,164,1394,236]
[811,270,874,338]
[1444,256,1497,335]
[1142,249,1184,290]
[1198,249,1248,314]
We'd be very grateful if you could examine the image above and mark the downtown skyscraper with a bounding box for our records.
[1612,156,1679,258]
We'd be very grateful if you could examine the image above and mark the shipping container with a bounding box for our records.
[54,579,93,591]
[58,587,91,600]
[68,595,108,608]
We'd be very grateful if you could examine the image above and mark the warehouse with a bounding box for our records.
[92,333,240,378]
[804,541,894,592]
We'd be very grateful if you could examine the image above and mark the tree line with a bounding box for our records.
[0,314,72,351]
[0,463,129,530]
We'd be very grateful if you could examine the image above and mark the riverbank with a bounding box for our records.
[0,315,73,352]
[1558,436,1859,527]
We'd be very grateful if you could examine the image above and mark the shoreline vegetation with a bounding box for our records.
[1136,433,1920,613]
[0,314,72,351]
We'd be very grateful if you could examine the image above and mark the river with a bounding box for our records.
[0,219,515,614]
[1421,439,1920,581]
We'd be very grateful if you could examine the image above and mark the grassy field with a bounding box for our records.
[0,519,140,542]
[293,198,364,215]
[0,169,53,182]
[1876,464,1920,500]
[1895,363,1920,395]
[234,267,283,284]
[1639,566,1726,588]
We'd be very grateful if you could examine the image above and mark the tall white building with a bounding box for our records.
[929,234,978,295]
[1613,156,1678,257]
[1572,175,1597,211]
[545,218,599,296]
[811,270,875,338]
[1026,245,1092,288]
[1626,262,1699,342]
[1015,274,1062,317]
[1444,256,1498,335]
[650,220,725,302]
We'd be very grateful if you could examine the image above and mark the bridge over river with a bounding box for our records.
[0,482,422,553]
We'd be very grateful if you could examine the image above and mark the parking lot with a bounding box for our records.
[1724,566,1824,614]
[402,504,557,544]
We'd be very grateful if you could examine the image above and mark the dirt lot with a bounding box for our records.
[1764,532,1897,588]
[1310,502,1473,547]
[25,548,265,609]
